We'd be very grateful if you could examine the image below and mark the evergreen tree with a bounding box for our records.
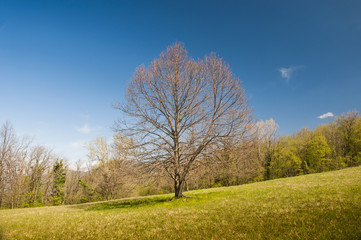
[52,160,66,205]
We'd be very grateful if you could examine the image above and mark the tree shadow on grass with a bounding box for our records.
[71,196,174,211]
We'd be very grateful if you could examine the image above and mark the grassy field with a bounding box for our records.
[1,167,361,240]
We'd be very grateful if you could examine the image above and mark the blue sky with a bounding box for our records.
[1,0,361,165]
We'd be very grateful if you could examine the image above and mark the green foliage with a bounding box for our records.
[305,135,332,172]
[21,190,45,208]
[52,160,66,205]
[78,179,102,203]
[263,111,361,180]
[269,145,302,179]
[336,111,361,166]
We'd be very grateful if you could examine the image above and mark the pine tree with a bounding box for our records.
[52,160,66,205]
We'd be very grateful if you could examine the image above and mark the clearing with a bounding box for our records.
[1,167,360,239]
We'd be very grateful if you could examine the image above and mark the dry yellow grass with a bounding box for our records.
[1,166,361,239]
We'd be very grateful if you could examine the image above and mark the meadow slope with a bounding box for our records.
[1,167,361,240]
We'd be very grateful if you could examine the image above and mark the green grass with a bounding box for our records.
[1,167,361,240]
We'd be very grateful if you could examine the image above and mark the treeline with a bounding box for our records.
[265,111,361,179]
[1,111,360,208]
[74,110,361,198]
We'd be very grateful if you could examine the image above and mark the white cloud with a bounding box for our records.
[317,112,334,119]
[76,124,90,134]
[279,66,303,83]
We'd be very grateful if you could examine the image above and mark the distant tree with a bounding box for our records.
[0,122,15,208]
[0,122,34,208]
[27,146,53,207]
[78,179,101,203]
[64,161,83,205]
[314,123,343,165]
[291,127,313,174]
[52,160,66,205]
[305,135,332,172]
[115,42,253,198]
[0,122,19,208]
[336,111,361,166]
[256,118,279,180]
[87,137,118,200]
[85,134,136,200]
[270,142,302,179]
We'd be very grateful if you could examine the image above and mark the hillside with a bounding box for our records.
[1,167,361,239]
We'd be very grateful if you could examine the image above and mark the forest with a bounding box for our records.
[1,110,360,209]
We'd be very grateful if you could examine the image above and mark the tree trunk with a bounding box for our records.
[184,180,189,192]
[174,174,183,198]
[0,188,3,208]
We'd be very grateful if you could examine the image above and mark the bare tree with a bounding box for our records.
[115,42,252,197]
[85,135,136,200]
[64,160,84,204]
[0,122,16,208]
[0,122,33,208]
[256,118,279,179]
[26,146,53,207]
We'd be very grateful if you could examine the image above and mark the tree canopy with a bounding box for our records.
[115,42,253,197]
